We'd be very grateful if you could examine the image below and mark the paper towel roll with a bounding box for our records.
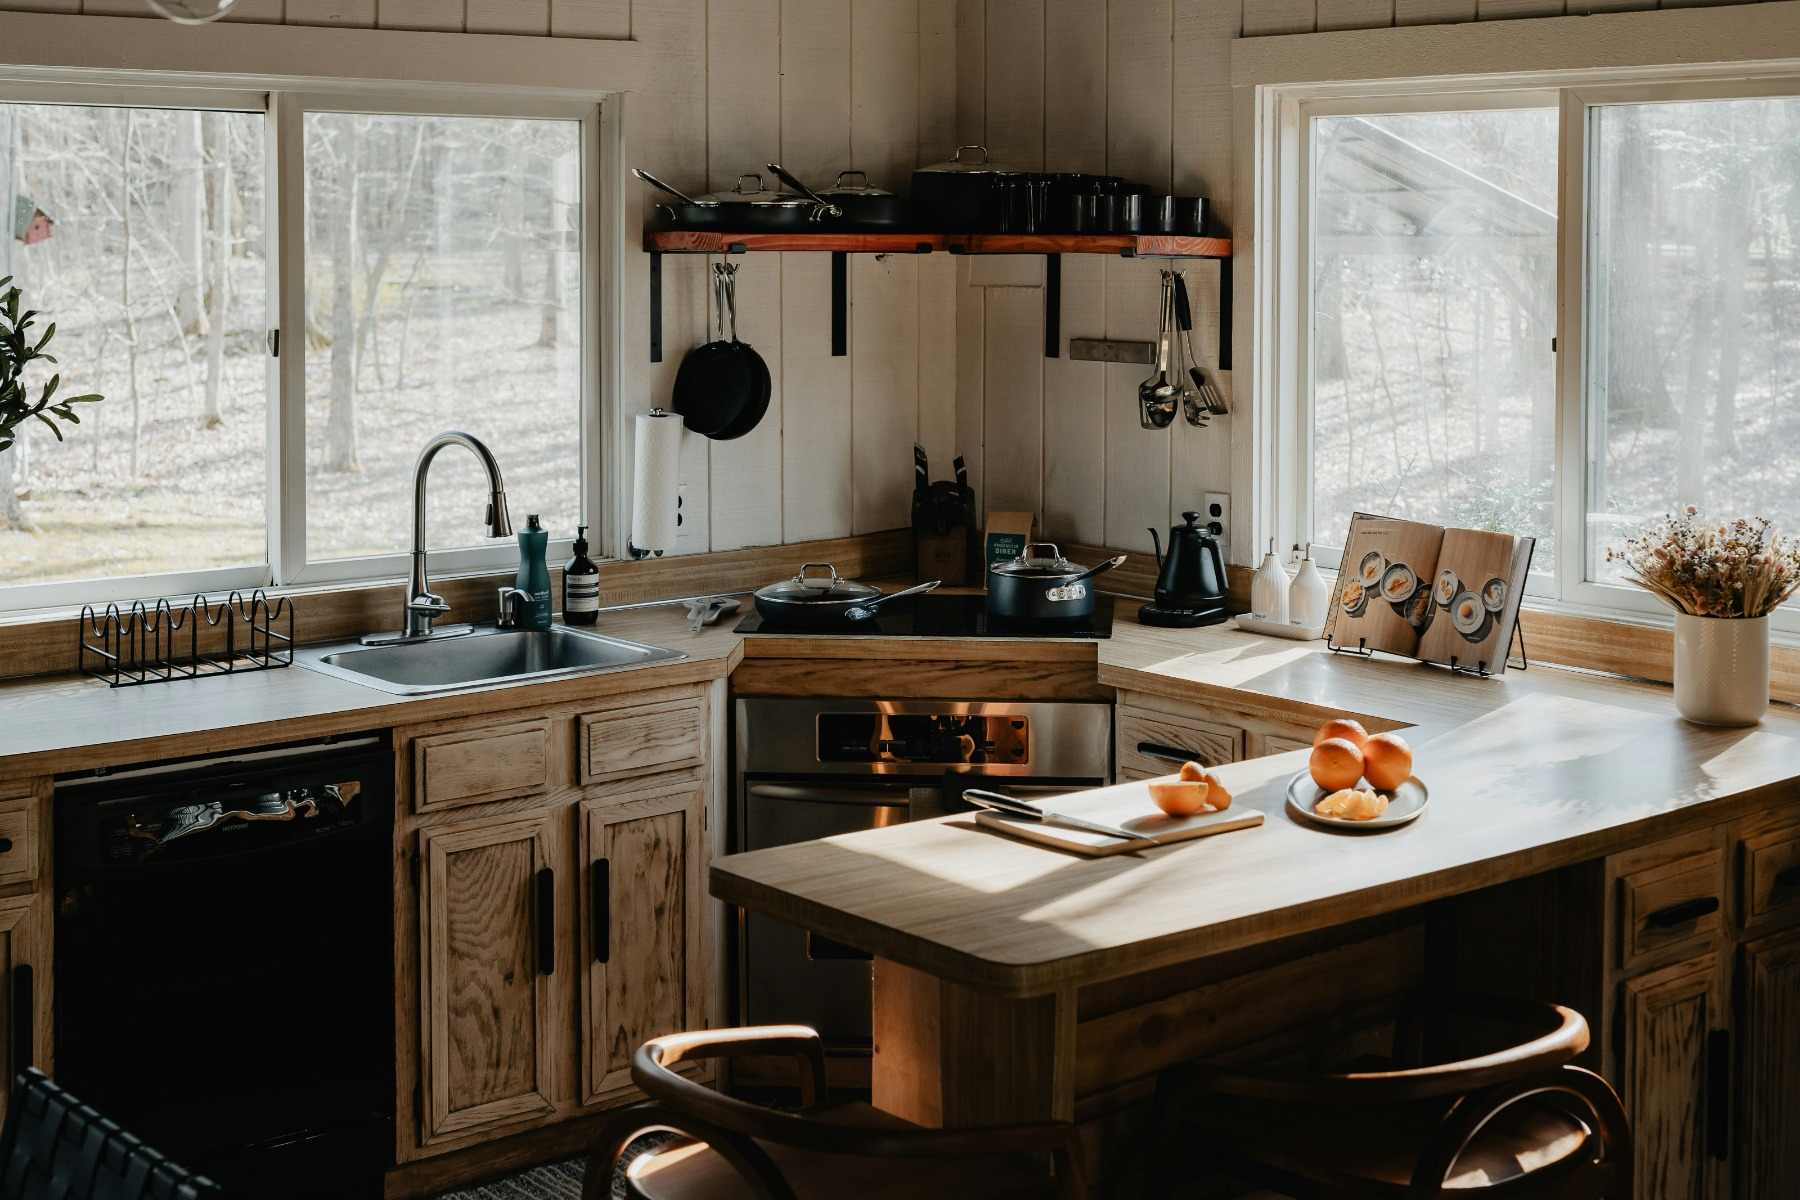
[631,410,683,556]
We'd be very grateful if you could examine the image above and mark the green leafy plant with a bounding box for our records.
[0,275,102,454]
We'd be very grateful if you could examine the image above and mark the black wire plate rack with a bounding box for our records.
[78,590,295,688]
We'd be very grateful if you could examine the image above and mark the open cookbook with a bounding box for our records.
[1325,513,1535,674]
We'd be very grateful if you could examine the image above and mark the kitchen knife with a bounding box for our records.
[914,443,930,497]
[962,788,1146,843]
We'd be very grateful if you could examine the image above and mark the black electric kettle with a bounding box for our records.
[1145,511,1229,621]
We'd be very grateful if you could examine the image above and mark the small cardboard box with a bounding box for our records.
[983,512,1036,586]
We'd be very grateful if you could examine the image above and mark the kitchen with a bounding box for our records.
[0,1,1797,1198]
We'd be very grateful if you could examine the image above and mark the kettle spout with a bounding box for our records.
[1147,527,1163,568]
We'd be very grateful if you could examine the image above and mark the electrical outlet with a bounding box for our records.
[1203,492,1231,558]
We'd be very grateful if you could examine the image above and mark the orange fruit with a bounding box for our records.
[1313,718,1370,752]
[1201,771,1233,811]
[1362,733,1414,792]
[1148,780,1210,817]
[1309,737,1365,792]
[1178,760,1206,782]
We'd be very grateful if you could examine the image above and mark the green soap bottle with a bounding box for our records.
[515,514,553,630]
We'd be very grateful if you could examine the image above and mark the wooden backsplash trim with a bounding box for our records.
[0,530,911,683]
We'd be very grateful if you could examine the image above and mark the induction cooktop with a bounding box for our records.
[734,592,1114,639]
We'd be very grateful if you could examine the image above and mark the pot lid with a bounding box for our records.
[698,173,814,208]
[755,563,883,603]
[819,170,897,198]
[991,543,1084,578]
[915,145,1019,176]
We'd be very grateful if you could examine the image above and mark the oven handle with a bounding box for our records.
[746,783,916,806]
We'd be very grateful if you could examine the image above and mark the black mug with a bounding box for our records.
[1113,193,1144,234]
[1175,196,1207,235]
[1143,195,1177,234]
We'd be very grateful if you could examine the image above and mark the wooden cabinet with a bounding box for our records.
[579,783,707,1104]
[416,810,562,1146]
[0,781,51,1130]
[1619,952,1728,1200]
[1738,926,1800,1200]
[394,683,715,1170]
[1115,700,1243,780]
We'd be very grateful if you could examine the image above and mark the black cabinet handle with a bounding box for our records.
[592,858,611,965]
[0,839,13,855]
[1137,742,1201,766]
[12,964,30,1071]
[1646,896,1720,928]
[1707,1028,1731,1161]
[1775,865,1800,889]
[536,868,555,976]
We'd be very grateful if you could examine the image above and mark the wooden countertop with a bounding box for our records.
[712,615,1800,997]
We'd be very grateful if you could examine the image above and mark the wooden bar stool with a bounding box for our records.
[584,1024,1088,1200]
[1141,993,1631,1199]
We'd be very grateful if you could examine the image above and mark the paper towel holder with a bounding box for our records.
[629,408,682,559]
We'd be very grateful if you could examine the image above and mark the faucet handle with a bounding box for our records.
[407,591,451,617]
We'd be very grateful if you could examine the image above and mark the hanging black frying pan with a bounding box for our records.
[712,264,771,440]
[672,263,758,436]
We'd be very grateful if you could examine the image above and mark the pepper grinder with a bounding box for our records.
[1251,538,1290,624]
[1289,543,1328,629]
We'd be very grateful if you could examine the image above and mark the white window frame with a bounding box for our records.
[1253,44,1800,639]
[0,72,611,613]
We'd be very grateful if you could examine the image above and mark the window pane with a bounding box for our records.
[1309,110,1558,560]
[0,104,267,588]
[303,112,583,562]
[1587,96,1800,588]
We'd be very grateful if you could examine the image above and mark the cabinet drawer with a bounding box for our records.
[1614,830,1727,973]
[0,796,37,888]
[413,720,551,814]
[1742,822,1800,930]
[579,692,707,785]
[1259,734,1314,757]
[1116,706,1243,781]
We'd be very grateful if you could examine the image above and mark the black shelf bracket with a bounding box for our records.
[649,250,663,363]
[1044,253,1061,359]
[1218,254,1233,372]
[832,251,848,357]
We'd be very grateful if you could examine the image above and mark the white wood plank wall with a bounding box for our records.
[952,0,1705,558]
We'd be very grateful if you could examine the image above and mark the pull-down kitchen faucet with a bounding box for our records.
[362,431,512,645]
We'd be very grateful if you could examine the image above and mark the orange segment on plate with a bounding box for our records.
[1309,737,1365,793]
[1316,788,1388,821]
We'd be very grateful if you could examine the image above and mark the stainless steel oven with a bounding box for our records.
[732,699,1111,1056]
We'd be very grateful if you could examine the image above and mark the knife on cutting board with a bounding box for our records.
[962,788,1144,842]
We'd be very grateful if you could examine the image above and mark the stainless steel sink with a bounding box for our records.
[295,624,687,696]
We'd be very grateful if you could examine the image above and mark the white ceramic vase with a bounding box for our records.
[1673,613,1769,727]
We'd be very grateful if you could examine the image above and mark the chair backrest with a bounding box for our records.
[0,1070,223,1200]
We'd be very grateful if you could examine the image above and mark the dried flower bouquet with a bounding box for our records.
[1609,508,1800,619]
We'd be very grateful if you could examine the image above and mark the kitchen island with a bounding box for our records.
[712,619,1800,1193]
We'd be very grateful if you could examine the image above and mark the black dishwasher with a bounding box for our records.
[55,736,395,1199]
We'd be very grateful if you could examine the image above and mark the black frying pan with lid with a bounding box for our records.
[672,262,769,439]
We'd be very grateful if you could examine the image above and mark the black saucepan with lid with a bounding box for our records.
[986,544,1127,623]
[753,564,941,629]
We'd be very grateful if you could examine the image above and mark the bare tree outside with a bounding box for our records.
[301,111,582,563]
[0,102,267,586]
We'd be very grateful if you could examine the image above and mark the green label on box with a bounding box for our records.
[986,532,1030,571]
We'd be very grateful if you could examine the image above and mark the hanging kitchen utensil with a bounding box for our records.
[1170,271,1209,428]
[910,146,1022,232]
[1138,273,1179,430]
[752,565,941,628]
[672,262,758,437]
[709,262,772,440]
[986,544,1127,623]
[1173,272,1228,418]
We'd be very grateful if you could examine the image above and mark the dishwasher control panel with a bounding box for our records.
[816,711,1028,767]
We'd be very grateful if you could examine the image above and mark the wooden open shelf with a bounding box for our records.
[644,227,1233,366]
[643,229,1231,259]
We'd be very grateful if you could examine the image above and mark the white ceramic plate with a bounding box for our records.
[1285,771,1430,831]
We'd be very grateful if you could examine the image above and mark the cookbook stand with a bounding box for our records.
[1326,617,1528,677]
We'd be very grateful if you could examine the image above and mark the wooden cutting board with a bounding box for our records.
[972,781,1264,857]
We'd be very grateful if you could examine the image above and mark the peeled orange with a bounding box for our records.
[1313,718,1370,752]
[1362,733,1414,792]
[1178,760,1206,782]
[1201,771,1233,811]
[1309,737,1365,792]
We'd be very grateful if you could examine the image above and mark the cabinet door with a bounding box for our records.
[1620,952,1727,1200]
[1740,927,1800,1199]
[0,890,48,1127]
[418,811,561,1144]
[579,785,707,1105]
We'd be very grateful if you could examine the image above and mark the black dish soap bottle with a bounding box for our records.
[563,523,600,625]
